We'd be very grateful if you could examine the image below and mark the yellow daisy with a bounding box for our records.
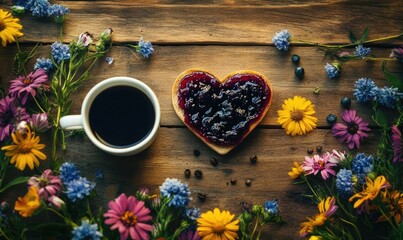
[349,175,391,209]
[14,186,41,217]
[277,96,318,136]
[197,208,239,240]
[288,161,303,179]
[0,9,24,47]
[1,126,46,171]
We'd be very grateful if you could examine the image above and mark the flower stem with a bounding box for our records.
[293,33,403,49]
[340,218,362,240]
[0,227,10,240]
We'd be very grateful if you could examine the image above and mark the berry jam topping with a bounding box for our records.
[177,71,271,146]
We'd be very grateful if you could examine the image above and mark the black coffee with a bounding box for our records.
[89,86,155,148]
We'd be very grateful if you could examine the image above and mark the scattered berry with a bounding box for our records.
[295,66,305,78]
[193,149,200,156]
[326,114,337,125]
[316,145,323,153]
[198,192,207,201]
[245,179,252,186]
[230,179,237,185]
[194,170,203,179]
[307,148,314,154]
[341,97,351,109]
[291,54,300,63]
[250,155,257,164]
[210,157,218,166]
[184,169,191,178]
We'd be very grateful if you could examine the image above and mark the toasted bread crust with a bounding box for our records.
[172,69,273,155]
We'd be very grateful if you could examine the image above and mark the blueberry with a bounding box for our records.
[340,97,351,109]
[291,54,300,63]
[326,114,337,125]
[295,66,305,78]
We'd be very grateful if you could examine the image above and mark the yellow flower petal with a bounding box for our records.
[2,127,47,171]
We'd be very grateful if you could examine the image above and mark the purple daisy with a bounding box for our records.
[8,69,49,105]
[391,125,403,163]
[0,96,30,141]
[302,153,337,180]
[28,169,62,201]
[332,110,371,149]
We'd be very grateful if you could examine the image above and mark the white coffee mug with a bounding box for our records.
[59,76,160,156]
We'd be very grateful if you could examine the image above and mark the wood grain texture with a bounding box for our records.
[0,1,401,239]
[1,45,400,127]
[1,1,402,44]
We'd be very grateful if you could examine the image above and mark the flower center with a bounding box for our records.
[19,139,34,153]
[212,223,225,235]
[39,177,49,188]
[290,110,304,121]
[23,78,33,85]
[121,211,137,226]
[0,22,4,32]
[347,123,359,134]
[317,160,324,169]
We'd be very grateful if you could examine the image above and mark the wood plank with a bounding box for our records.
[1,1,402,44]
[1,45,401,127]
[58,127,380,239]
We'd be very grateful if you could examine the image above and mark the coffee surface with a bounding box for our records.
[89,86,155,148]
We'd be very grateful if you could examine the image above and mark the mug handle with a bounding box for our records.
[59,115,84,130]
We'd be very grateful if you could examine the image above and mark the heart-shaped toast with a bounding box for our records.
[172,69,273,155]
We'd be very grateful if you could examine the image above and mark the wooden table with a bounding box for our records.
[0,1,402,239]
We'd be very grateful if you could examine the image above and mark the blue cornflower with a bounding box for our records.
[137,37,154,59]
[351,153,374,184]
[51,42,71,63]
[159,178,191,207]
[72,219,103,240]
[263,199,279,215]
[47,4,69,17]
[355,44,371,59]
[65,177,96,202]
[353,78,378,103]
[184,207,201,221]
[324,62,340,79]
[376,86,403,109]
[59,162,80,183]
[272,29,292,51]
[29,0,51,17]
[34,57,53,73]
[336,169,354,198]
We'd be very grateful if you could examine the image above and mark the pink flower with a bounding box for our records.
[332,110,371,149]
[8,69,49,105]
[0,96,29,141]
[302,153,337,180]
[178,230,202,240]
[328,149,347,164]
[391,125,403,163]
[48,195,65,209]
[29,113,51,132]
[28,169,62,201]
[104,193,153,240]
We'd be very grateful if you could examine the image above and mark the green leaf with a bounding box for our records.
[349,30,358,44]
[360,27,369,43]
[374,108,389,128]
[382,61,403,91]
[0,176,30,193]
